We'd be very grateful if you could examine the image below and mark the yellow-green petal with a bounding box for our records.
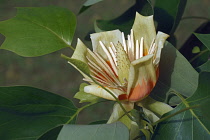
[132,13,156,53]
[72,38,88,63]
[154,31,169,68]
[68,39,90,79]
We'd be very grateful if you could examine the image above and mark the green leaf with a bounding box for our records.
[74,83,100,103]
[57,122,129,140]
[195,33,210,50]
[151,42,199,105]
[200,98,210,119]
[0,6,76,57]
[61,54,90,76]
[154,0,187,34]
[197,60,210,72]
[79,0,103,14]
[153,72,210,139]
[0,86,77,140]
[95,0,153,35]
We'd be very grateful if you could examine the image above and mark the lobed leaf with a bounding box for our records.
[0,6,76,57]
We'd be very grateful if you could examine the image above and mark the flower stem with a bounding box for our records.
[152,105,199,126]
[90,77,135,122]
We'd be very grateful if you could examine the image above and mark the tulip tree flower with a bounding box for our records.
[67,12,172,138]
[70,12,169,102]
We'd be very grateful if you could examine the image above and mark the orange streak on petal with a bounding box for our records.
[95,72,106,81]
[118,94,128,101]
[94,60,117,84]
[106,60,118,77]
[128,79,156,102]
[143,48,148,56]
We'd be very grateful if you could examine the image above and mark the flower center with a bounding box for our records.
[84,30,158,93]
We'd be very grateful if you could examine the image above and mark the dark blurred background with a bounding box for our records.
[0,0,209,124]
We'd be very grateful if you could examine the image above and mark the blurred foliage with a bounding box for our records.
[180,22,210,68]
[95,0,153,35]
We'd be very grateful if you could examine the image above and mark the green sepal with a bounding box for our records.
[74,83,101,103]
[61,54,90,76]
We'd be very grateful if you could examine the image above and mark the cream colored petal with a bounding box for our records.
[90,30,123,60]
[142,107,160,123]
[72,38,88,63]
[132,13,156,53]
[127,54,157,102]
[137,96,173,118]
[84,84,123,101]
[153,31,169,68]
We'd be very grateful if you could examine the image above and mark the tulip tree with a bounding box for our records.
[0,0,209,140]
